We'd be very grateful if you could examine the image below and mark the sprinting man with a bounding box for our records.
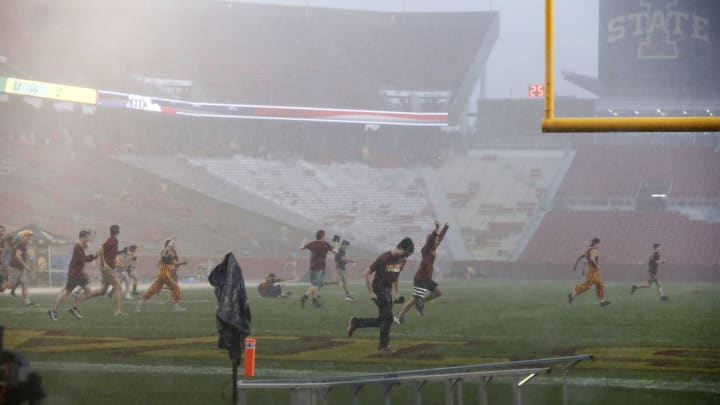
[631,243,669,301]
[347,237,414,354]
[108,245,139,299]
[299,230,337,309]
[136,237,186,312]
[258,273,292,298]
[328,240,355,301]
[86,225,126,316]
[48,230,97,320]
[0,225,8,292]
[5,229,34,306]
[568,237,610,307]
[395,221,448,325]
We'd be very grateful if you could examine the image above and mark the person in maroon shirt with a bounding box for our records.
[394,221,448,325]
[48,230,97,320]
[347,237,414,354]
[299,230,337,309]
[87,224,126,316]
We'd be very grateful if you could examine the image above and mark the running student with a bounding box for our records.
[86,225,126,316]
[395,221,447,325]
[6,230,35,307]
[48,230,97,320]
[325,240,355,301]
[347,237,414,354]
[108,245,139,299]
[631,243,669,301]
[299,230,338,309]
[568,238,610,307]
[136,237,186,312]
[0,225,8,292]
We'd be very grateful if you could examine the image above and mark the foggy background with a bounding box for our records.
[0,0,718,285]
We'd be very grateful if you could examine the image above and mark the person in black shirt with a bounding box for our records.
[347,237,414,353]
[631,243,669,301]
[326,240,355,301]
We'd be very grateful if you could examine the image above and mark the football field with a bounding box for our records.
[2,279,719,404]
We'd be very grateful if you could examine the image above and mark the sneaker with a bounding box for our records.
[394,315,404,325]
[113,312,128,317]
[344,295,355,301]
[567,293,574,305]
[347,317,357,338]
[300,295,308,309]
[377,346,396,354]
[660,296,670,301]
[136,300,143,313]
[631,285,637,295]
[25,301,35,307]
[69,307,83,319]
[600,300,611,307]
[125,294,133,300]
[312,299,321,308]
[415,300,424,317]
[173,303,187,312]
[48,309,58,321]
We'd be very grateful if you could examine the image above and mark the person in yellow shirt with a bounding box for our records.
[568,238,610,307]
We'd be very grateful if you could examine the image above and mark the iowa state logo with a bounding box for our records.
[606,0,710,59]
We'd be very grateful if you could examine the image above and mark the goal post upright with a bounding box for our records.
[540,0,720,133]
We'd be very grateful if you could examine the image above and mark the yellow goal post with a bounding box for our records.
[541,0,720,133]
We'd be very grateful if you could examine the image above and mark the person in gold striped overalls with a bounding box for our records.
[568,238,610,307]
[136,237,186,312]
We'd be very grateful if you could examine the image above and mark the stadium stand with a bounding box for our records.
[435,150,571,260]
[118,153,437,253]
[520,210,720,267]
[557,145,720,200]
[0,140,313,265]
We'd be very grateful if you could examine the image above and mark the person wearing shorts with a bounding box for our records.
[108,245,139,299]
[48,230,97,320]
[395,221,447,325]
[6,229,34,307]
[86,225,126,316]
[330,240,355,301]
[631,243,669,301]
[299,230,337,309]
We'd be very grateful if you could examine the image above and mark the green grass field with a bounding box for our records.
[2,279,719,404]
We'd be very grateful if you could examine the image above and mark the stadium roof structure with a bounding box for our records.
[0,0,499,126]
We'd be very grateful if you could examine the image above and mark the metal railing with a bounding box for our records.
[236,354,592,405]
